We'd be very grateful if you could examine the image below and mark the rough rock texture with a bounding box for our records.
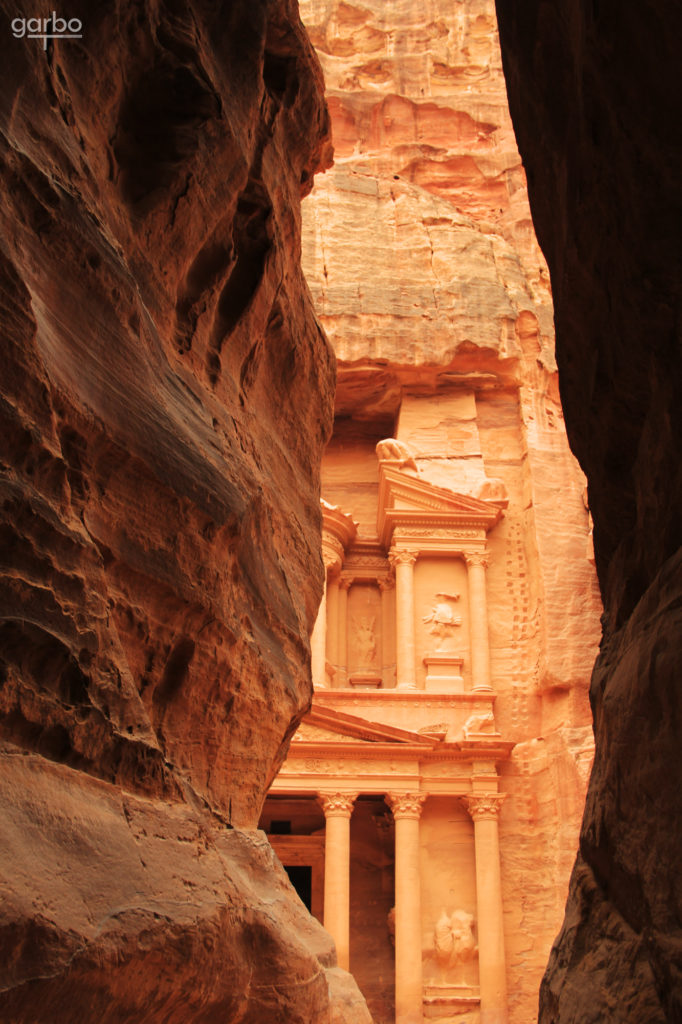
[298,2,602,1021]
[495,2,682,1021]
[0,1,370,1019]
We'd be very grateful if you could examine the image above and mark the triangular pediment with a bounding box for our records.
[290,704,435,748]
[377,464,503,545]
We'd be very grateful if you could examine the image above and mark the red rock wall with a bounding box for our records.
[495,2,682,1020]
[0,1,370,1019]
[299,2,602,1021]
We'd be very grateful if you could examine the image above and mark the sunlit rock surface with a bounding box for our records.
[0,0,370,1019]
[300,2,601,1020]
[495,1,682,1020]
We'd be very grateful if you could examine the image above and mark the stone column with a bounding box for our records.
[327,576,340,680]
[462,794,508,1024]
[311,572,328,689]
[337,578,350,687]
[465,552,492,692]
[319,791,357,970]
[379,576,394,688]
[387,792,426,1024]
[389,549,418,690]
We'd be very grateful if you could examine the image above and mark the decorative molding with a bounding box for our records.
[461,793,506,820]
[386,792,427,819]
[393,526,486,539]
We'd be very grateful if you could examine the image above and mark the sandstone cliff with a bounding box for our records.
[0,1,370,1020]
[299,2,601,1021]
[495,1,682,1020]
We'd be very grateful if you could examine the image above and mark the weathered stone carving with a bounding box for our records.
[461,794,506,821]
[462,711,497,738]
[376,438,419,473]
[354,615,378,666]
[388,548,418,568]
[318,792,358,817]
[386,792,427,819]
[433,909,478,969]
[423,593,463,651]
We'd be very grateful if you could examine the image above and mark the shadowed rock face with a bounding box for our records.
[0,1,372,1019]
[495,2,682,1020]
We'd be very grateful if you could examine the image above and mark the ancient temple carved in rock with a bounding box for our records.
[263,386,599,1023]
[261,2,602,1022]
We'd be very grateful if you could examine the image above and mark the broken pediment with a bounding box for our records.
[377,461,504,547]
[292,705,436,748]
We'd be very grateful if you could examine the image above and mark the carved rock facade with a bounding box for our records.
[260,2,602,1023]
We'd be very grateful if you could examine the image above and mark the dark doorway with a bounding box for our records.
[284,864,312,911]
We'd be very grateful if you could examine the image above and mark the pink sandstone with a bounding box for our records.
[0,0,371,1020]
[297,1,602,1021]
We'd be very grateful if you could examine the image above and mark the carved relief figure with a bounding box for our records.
[462,711,497,738]
[433,908,477,971]
[423,592,462,651]
[354,615,377,666]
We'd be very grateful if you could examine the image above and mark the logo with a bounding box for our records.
[11,13,83,49]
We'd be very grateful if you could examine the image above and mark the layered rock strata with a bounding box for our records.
[298,2,602,1021]
[0,1,369,1019]
[495,1,682,1021]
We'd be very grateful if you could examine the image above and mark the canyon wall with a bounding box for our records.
[495,2,682,1021]
[298,2,601,1021]
[0,1,370,1020]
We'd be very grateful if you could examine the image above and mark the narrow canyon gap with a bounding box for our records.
[496,1,682,1021]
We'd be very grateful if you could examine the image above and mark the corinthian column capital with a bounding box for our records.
[318,792,358,817]
[389,548,418,568]
[386,792,426,820]
[465,551,490,569]
[461,793,506,821]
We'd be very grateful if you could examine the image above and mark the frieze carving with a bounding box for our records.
[386,792,427,819]
[302,758,391,774]
[392,527,487,538]
[318,792,358,816]
[461,793,506,820]
[343,555,391,571]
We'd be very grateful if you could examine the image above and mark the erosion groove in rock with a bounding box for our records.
[495,1,682,1020]
[0,1,372,1019]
